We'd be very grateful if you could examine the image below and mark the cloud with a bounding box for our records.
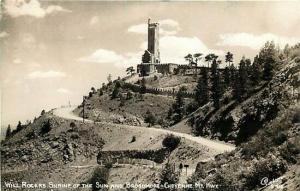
[160,36,223,63]
[81,19,223,68]
[0,31,9,39]
[79,49,124,64]
[79,35,223,68]
[89,16,99,25]
[27,70,66,79]
[4,0,71,18]
[128,19,180,36]
[57,88,71,94]
[217,33,300,50]
[13,58,22,64]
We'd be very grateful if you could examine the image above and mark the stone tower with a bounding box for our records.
[147,18,160,64]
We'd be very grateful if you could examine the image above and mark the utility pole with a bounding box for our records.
[82,96,85,123]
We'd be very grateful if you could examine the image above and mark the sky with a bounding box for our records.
[0,0,300,131]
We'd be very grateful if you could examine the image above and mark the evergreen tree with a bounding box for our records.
[205,53,218,68]
[283,44,290,58]
[211,59,222,109]
[140,78,146,94]
[229,64,236,87]
[239,57,249,96]
[170,87,186,123]
[91,87,96,93]
[224,66,230,87]
[184,54,193,64]
[233,58,249,102]
[144,110,156,127]
[233,71,242,102]
[16,121,22,131]
[159,163,179,191]
[225,51,234,66]
[195,67,209,106]
[126,66,135,76]
[5,125,11,139]
[111,86,119,99]
[259,41,278,81]
[250,55,262,86]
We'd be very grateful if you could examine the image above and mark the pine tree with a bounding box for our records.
[111,86,119,99]
[144,110,156,127]
[140,78,146,94]
[229,64,236,87]
[239,57,249,96]
[250,55,262,86]
[233,58,249,102]
[233,71,242,102]
[259,41,278,81]
[195,67,209,106]
[159,163,179,191]
[170,87,186,123]
[225,52,234,66]
[5,125,11,139]
[16,121,22,131]
[211,59,222,109]
[224,66,230,87]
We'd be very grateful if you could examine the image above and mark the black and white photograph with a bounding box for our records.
[0,0,299,190]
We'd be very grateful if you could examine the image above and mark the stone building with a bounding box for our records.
[137,19,179,76]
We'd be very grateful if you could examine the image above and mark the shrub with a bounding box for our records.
[70,132,80,139]
[162,134,181,151]
[41,110,46,116]
[111,87,119,99]
[126,91,133,100]
[159,163,179,191]
[244,156,287,190]
[104,162,113,169]
[99,90,104,96]
[26,131,36,140]
[144,110,156,127]
[280,137,300,164]
[89,167,109,191]
[119,95,125,107]
[292,109,300,123]
[40,119,51,134]
[70,122,76,128]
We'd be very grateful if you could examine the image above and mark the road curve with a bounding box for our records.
[53,106,236,153]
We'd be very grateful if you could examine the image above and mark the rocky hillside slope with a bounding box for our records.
[186,57,300,190]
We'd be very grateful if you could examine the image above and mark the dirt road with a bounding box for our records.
[53,106,235,153]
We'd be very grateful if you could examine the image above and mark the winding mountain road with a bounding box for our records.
[53,106,235,153]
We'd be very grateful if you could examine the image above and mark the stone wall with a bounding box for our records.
[122,82,195,98]
[97,148,170,165]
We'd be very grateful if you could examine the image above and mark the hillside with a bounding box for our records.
[186,55,300,190]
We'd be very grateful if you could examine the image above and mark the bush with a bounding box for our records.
[111,87,119,99]
[70,132,80,139]
[70,122,76,128]
[40,119,51,134]
[162,134,181,151]
[144,110,156,127]
[280,137,300,164]
[41,110,46,116]
[244,156,287,190]
[126,91,133,100]
[159,163,179,191]
[89,167,109,191]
